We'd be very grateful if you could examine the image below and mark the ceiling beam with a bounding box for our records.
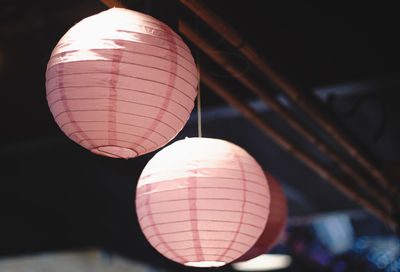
[99,0,127,8]
[178,20,394,214]
[180,0,397,196]
[199,70,395,229]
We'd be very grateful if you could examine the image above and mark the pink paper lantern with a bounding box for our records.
[135,137,270,267]
[45,8,198,159]
[235,171,287,262]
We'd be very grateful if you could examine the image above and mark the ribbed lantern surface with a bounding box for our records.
[45,8,198,159]
[135,137,270,267]
[235,172,287,262]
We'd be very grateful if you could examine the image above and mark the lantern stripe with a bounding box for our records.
[49,42,197,80]
[161,247,243,255]
[57,118,174,146]
[187,176,204,261]
[46,86,194,110]
[54,21,192,55]
[138,212,267,234]
[46,59,197,91]
[49,98,189,123]
[150,236,253,251]
[47,59,196,92]
[117,38,196,75]
[77,138,145,152]
[170,253,236,260]
[50,103,185,135]
[137,203,267,221]
[139,170,265,182]
[138,209,266,222]
[139,166,266,180]
[56,59,96,150]
[60,120,169,141]
[72,135,145,152]
[57,122,171,151]
[138,197,267,209]
[46,71,196,99]
[138,173,267,188]
[143,183,188,264]
[54,35,193,69]
[47,72,195,100]
[137,203,267,220]
[136,186,268,199]
[141,219,265,233]
[108,44,122,148]
[217,155,247,261]
[137,192,267,208]
[68,130,158,147]
[130,23,178,152]
[146,230,259,241]
[141,222,262,238]
[137,204,266,219]
[50,39,197,76]
[154,239,252,248]
[137,183,263,196]
[54,110,179,132]
[48,98,191,123]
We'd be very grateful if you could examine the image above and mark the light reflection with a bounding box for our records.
[232,254,292,271]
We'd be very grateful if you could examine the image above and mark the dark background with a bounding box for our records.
[1,1,400,271]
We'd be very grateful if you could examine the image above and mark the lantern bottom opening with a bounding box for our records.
[184,261,226,267]
[91,145,138,159]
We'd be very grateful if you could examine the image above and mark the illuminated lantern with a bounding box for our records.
[235,172,287,262]
[135,137,270,267]
[45,8,198,159]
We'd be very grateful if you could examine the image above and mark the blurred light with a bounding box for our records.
[232,254,292,271]
[353,235,400,271]
[0,250,151,271]
[313,214,354,254]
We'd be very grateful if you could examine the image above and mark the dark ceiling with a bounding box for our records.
[1,1,400,271]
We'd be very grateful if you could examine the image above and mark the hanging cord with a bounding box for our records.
[195,16,202,138]
[197,61,202,137]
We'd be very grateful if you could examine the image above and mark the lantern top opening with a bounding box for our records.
[91,146,138,159]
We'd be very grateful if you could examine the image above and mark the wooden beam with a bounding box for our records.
[200,70,395,229]
[180,0,397,195]
[99,0,127,8]
[178,20,394,213]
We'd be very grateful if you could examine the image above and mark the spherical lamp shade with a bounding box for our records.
[45,8,198,159]
[235,171,287,262]
[135,137,270,267]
